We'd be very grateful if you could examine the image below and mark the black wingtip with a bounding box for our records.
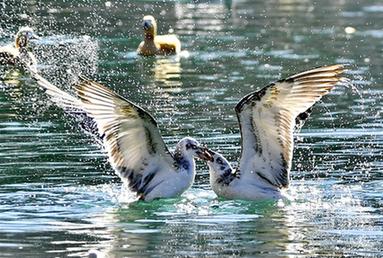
[235,84,270,114]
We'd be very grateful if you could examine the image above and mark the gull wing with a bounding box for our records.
[75,77,177,193]
[31,71,81,109]
[235,64,348,188]
[30,71,102,141]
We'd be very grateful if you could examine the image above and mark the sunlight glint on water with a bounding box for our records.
[0,0,382,257]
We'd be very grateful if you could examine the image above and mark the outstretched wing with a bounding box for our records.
[30,71,103,141]
[235,64,348,188]
[30,71,81,109]
[75,77,176,193]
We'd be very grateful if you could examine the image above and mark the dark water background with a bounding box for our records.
[0,0,382,257]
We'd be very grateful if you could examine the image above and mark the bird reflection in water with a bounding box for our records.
[153,56,182,87]
[1,69,28,103]
[71,197,302,257]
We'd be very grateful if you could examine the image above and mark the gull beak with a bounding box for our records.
[196,146,214,162]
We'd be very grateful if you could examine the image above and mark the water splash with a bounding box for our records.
[35,35,99,90]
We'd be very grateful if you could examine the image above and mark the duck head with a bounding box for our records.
[142,15,157,40]
[15,27,40,48]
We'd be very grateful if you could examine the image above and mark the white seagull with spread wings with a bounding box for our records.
[31,72,210,201]
[200,64,350,201]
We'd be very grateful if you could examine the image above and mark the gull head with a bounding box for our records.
[142,15,157,38]
[199,148,233,176]
[177,137,211,160]
[15,27,40,48]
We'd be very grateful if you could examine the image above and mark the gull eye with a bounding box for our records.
[191,144,197,150]
[186,143,191,149]
[216,158,223,165]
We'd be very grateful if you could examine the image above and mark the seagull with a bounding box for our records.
[30,71,210,201]
[199,64,350,201]
[137,15,181,56]
[0,27,40,71]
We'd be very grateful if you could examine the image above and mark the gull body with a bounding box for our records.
[201,65,349,201]
[206,151,284,201]
[137,15,181,56]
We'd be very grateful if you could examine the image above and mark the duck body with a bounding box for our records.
[137,15,181,56]
[155,34,181,53]
[0,45,19,65]
[0,45,37,69]
[0,27,39,70]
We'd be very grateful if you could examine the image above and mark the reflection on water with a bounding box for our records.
[0,0,382,257]
[36,183,379,257]
[174,2,230,34]
[153,57,182,86]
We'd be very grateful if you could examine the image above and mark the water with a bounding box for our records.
[0,0,382,257]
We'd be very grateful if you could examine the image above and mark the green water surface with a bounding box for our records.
[0,0,382,257]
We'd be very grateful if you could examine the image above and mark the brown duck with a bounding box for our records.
[137,15,181,56]
[0,27,40,71]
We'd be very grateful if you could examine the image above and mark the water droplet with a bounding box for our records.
[105,1,112,8]
[345,26,356,34]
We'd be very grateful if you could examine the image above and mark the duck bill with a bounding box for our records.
[143,21,151,31]
[196,147,214,162]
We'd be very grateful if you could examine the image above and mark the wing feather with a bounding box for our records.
[74,77,176,194]
[236,64,349,188]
